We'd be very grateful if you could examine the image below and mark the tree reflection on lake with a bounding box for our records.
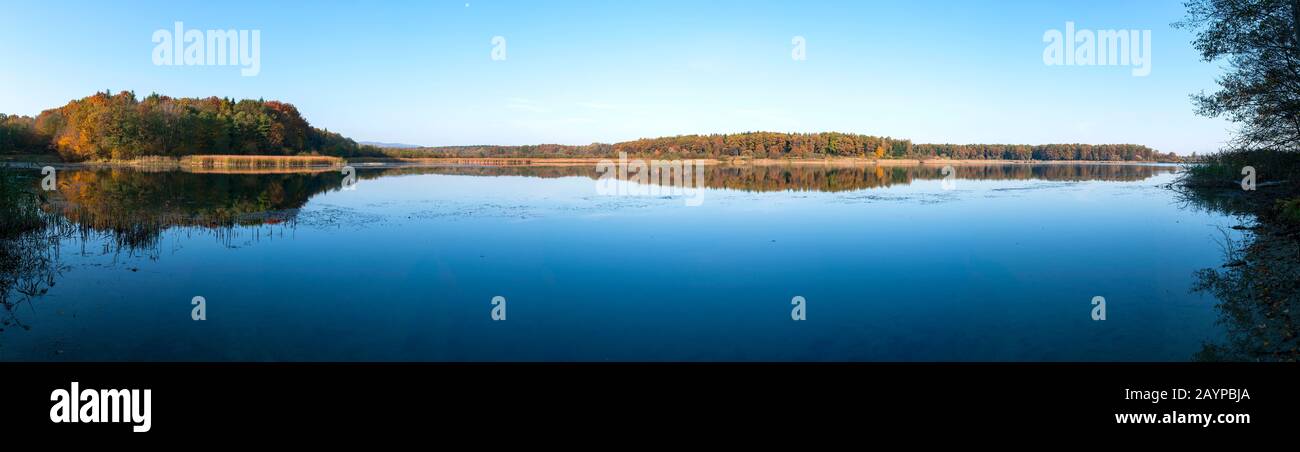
[1179,183,1300,362]
[3,162,1217,361]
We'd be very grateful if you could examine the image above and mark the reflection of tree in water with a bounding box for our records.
[46,168,346,250]
[0,226,68,332]
[0,171,68,332]
[0,163,1182,336]
[376,163,1175,192]
[26,164,1177,250]
[1180,186,1300,361]
[2,167,350,332]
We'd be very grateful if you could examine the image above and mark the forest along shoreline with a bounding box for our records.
[2,92,1180,167]
[1,155,1184,171]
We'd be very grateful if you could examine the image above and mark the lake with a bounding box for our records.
[0,162,1242,361]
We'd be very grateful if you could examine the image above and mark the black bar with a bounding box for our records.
[3,363,1292,436]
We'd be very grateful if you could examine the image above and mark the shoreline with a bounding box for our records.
[2,155,1185,170]
[351,156,1182,166]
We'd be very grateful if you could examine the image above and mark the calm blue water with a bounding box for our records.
[0,164,1239,361]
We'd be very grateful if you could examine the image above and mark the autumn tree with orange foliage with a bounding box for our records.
[29,91,379,161]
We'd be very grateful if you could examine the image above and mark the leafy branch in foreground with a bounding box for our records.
[1176,0,1300,152]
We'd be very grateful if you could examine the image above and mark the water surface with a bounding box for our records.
[0,163,1240,361]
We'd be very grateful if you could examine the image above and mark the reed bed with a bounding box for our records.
[184,167,339,175]
[0,171,48,235]
[117,156,181,166]
[180,155,343,168]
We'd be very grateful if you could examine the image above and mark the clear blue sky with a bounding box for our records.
[0,0,1231,154]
